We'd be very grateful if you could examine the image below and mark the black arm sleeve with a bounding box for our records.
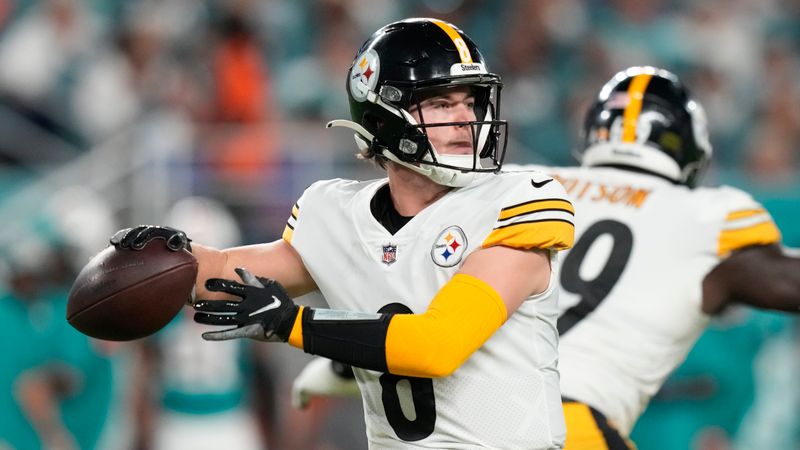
[301,307,394,372]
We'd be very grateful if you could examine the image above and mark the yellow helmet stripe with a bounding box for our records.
[622,73,653,142]
[431,19,473,63]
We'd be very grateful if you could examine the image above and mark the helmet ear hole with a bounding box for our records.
[362,112,379,130]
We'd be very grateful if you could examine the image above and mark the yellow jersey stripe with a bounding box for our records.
[431,19,472,63]
[718,220,781,256]
[499,198,575,220]
[622,73,653,142]
[725,208,766,221]
[282,223,294,243]
[483,219,574,250]
[291,204,299,220]
[563,402,609,450]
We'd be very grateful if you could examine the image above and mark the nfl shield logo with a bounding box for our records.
[382,244,397,265]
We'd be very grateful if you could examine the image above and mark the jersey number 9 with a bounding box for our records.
[558,220,633,335]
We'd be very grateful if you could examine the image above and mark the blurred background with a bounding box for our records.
[0,0,797,449]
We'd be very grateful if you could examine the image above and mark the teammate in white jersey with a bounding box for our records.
[290,66,800,449]
[111,18,574,449]
[512,66,800,449]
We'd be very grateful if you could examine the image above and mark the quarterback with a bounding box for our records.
[112,18,573,449]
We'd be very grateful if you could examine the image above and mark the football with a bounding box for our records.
[67,241,198,341]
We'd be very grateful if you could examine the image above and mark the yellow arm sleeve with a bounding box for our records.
[385,274,508,378]
[285,275,507,378]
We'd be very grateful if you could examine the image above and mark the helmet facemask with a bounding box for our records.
[377,79,507,186]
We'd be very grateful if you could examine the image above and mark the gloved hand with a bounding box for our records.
[110,225,192,252]
[292,357,361,409]
[193,268,299,342]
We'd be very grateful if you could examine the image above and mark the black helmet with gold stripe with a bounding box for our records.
[579,66,712,187]
[327,18,507,187]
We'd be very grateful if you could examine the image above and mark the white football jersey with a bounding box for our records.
[507,164,781,436]
[284,172,573,449]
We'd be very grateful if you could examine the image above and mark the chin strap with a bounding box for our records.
[326,119,479,188]
[383,152,481,187]
[326,119,435,178]
[581,142,683,183]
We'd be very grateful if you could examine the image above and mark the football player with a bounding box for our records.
[111,18,574,449]
[290,66,800,449]
[514,66,800,449]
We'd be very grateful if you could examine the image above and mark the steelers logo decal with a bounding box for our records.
[431,226,468,267]
[349,49,380,102]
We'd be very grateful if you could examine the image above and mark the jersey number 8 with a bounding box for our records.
[379,303,436,441]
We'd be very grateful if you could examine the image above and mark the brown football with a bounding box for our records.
[67,241,198,341]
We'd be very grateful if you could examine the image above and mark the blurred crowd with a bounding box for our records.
[0,0,798,449]
[0,1,798,227]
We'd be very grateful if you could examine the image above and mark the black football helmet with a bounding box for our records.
[327,18,507,187]
[578,66,712,187]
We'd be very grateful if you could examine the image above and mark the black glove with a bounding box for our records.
[110,225,192,252]
[193,268,299,342]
